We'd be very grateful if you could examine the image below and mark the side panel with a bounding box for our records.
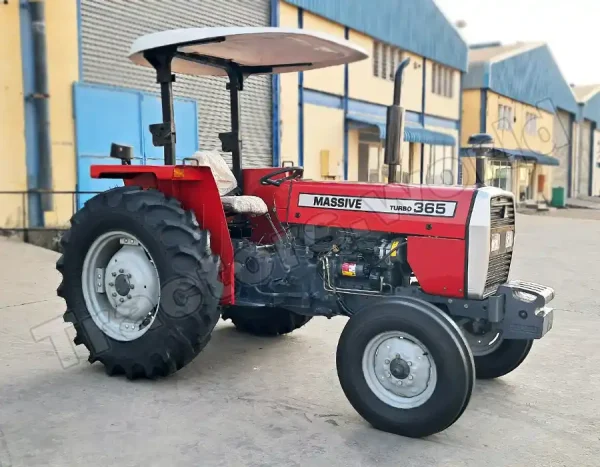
[277,180,476,239]
[407,236,466,298]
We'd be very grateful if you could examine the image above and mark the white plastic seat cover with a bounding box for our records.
[190,151,268,216]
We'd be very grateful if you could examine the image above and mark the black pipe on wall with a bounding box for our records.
[29,0,53,212]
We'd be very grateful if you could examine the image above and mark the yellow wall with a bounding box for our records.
[0,1,28,228]
[302,12,345,96]
[44,0,79,227]
[280,1,299,165]
[461,90,481,146]
[486,91,554,155]
[348,31,423,112]
[424,61,461,120]
[303,105,344,180]
[347,129,359,181]
[0,0,79,228]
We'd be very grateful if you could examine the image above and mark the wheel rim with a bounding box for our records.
[458,319,503,356]
[362,331,437,409]
[81,231,161,342]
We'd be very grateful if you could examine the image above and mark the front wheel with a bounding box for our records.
[336,298,475,438]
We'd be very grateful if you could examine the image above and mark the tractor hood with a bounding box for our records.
[274,180,481,240]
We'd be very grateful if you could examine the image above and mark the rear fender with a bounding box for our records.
[91,164,235,304]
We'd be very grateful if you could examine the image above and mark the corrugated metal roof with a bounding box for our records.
[285,0,468,71]
[576,86,600,125]
[468,42,541,64]
[463,42,578,115]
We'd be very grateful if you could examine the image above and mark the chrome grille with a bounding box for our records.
[485,252,513,296]
[490,196,515,228]
[485,195,516,296]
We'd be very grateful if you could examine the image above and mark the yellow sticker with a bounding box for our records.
[173,167,185,178]
[391,240,399,257]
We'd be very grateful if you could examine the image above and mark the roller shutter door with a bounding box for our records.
[79,0,272,167]
[577,121,591,196]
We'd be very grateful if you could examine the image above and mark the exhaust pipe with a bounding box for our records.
[467,133,494,187]
[384,58,410,184]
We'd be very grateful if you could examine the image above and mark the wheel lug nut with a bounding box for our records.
[384,359,390,364]
[112,272,117,277]
[119,298,124,303]
[112,293,117,297]
[127,295,132,299]
[108,282,114,287]
[130,284,135,289]
[119,269,124,273]
[409,375,413,380]
[127,274,132,279]
[386,371,391,377]
[408,361,412,366]
[396,354,400,358]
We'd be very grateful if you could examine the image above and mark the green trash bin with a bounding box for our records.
[551,186,566,208]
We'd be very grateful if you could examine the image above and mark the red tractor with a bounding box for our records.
[57,27,554,438]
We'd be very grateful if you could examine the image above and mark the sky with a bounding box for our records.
[434,0,599,86]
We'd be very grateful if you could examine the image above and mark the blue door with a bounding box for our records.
[73,83,198,208]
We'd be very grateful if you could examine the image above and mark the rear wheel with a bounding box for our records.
[57,186,223,379]
[336,298,475,438]
[222,306,312,336]
[458,319,533,379]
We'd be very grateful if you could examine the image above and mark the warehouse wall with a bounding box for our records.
[461,89,481,146]
[0,1,28,228]
[44,0,79,227]
[486,91,554,155]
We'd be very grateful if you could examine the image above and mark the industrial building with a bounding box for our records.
[460,42,579,205]
[572,86,600,197]
[1,0,467,229]
[3,0,599,231]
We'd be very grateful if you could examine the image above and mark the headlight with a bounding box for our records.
[491,233,500,252]
[505,230,514,248]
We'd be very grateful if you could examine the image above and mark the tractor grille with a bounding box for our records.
[490,196,515,228]
[484,196,516,296]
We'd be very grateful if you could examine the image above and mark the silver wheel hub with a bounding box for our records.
[362,331,437,409]
[82,231,160,342]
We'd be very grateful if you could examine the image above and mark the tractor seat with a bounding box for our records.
[189,151,268,216]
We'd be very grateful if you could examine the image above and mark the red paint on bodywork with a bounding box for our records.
[407,236,466,297]
[276,180,475,239]
[91,165,236,304]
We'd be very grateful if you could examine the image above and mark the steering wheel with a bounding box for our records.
[259,167,304,186]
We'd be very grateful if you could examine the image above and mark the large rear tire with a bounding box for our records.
[56,186,223,379]
[222,306,312,336]
[336,298,475,438]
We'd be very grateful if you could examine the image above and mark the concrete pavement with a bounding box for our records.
[0,213,599,467]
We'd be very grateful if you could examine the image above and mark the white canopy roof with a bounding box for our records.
[129,27,368,77]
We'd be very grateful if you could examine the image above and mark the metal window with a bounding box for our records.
[373,42,380,77]
[381,44,388,80]
[389,47,396,80]
[432,63,437,94]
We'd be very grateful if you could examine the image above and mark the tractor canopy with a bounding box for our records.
[128,26,369,76]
